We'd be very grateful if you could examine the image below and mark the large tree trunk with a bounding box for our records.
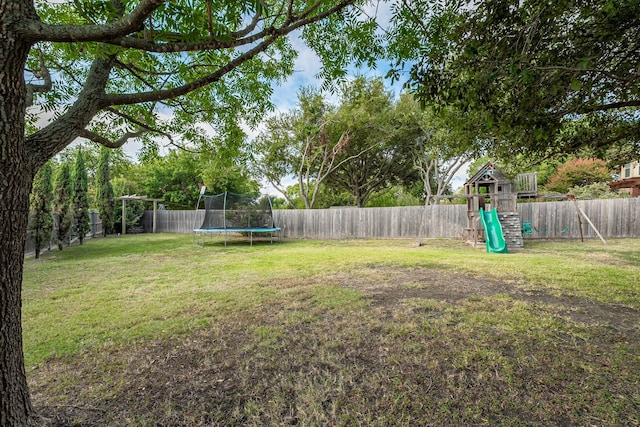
[1,4,37,424]
[0,165,35,426]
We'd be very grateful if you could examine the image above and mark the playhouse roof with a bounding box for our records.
[464,162,509,186]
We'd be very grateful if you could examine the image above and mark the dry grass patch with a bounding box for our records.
[23,235,640,426]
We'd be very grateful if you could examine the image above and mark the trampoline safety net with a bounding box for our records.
[199,192,276,230]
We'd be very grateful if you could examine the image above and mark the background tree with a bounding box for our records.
[140,150,203,209]
[387,0,640,163]
[199,155,259,199]
[58,143,134,208]
[137,149,257,209]
[1,2,379,422]
[253,87,354,209]
[277,182,354,209]
[96,147,115,236]
[52,162,74,250]
[73,150,91,245]
[325,77,419,207]
[395,94,475,204]
[27,162,54,259]
[365,185,421,207]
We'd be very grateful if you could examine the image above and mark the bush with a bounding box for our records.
[567,182,627,200]
[545,158,612,193]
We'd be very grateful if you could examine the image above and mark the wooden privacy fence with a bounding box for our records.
[518,198,640,240]
[143,198,640,240]
[274,205,467,239]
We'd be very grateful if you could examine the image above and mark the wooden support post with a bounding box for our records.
[568,195,606,245]
[153,200,157,234]
[417,199,428,247]
[121,198,126,235]
[577,209,584,243]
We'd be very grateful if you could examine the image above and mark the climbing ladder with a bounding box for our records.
[497,211,524,250]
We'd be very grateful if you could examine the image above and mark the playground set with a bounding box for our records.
[463,162,538,253]
[459,162,606,252]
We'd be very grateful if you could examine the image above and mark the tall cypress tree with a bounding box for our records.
[52,162,74,250]
[95,147,115,236]
[28,162,54,259]
[73,149,91,245]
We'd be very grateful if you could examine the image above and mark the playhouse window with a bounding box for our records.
[624,163,631,178]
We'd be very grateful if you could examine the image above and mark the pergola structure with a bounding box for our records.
[608,177,640,197]
[117,195,163,235]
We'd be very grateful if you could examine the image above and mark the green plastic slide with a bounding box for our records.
[479,207,508,254]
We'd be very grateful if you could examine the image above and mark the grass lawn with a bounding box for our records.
[23,234,640,426]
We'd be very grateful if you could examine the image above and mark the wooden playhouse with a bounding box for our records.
[463,162,538,250]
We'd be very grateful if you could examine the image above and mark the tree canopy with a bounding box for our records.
[544,158,613,193]
[388,0,640,164]
[1,1,380,424]
[252,86,354,208]
[325,76,419,207]
[394,94,474,204]
[137,149,258,209]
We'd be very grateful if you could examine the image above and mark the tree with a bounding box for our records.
[58,143,134,208]
[199,153,259,199]
[136,149,257,209]
[279,181,354,209]
[388,0,640,161]
[52,162,74,250]
[253,87,353,209]
[96,147,116,236]
[394,94,474,205]
[1,1,378,423]
[73,149,91,245]
[325,77,419,207]
[140,150,202,208]
[544,158,612,193]
[27,162,54,259]
[365,185,421,207]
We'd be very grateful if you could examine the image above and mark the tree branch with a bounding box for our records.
[529,65,640,83]
[101,0,355,106]
[104,0,347,53]
[232,10,262,39]
[25,50,52,107]
[17,0,164,42]
[557,100,640,117]
[400,0,431,35]
[253,162,297,207]
[101,106,204,154]
[27,56,117,165]
[78,128,146,148]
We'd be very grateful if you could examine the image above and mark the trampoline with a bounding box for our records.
[193,191,281,246]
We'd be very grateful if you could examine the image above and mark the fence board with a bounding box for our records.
[143,198,640,240]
